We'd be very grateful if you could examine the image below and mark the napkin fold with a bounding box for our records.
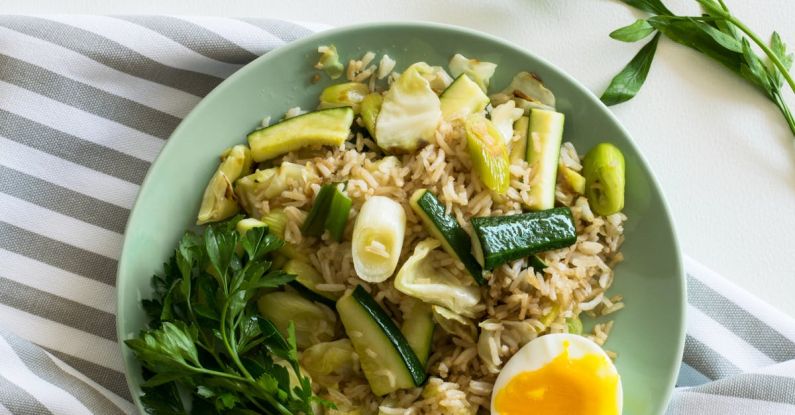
[0,15,792,415]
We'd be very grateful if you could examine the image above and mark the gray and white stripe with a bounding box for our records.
[0,15,792,415]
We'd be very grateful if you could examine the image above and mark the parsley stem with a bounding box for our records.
[726,15,795,94]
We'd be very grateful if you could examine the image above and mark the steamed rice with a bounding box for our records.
[256,54,628,414]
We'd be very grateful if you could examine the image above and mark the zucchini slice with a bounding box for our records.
[439,75,489,121]
[283,259,339,307]
[400,300,434,366]
[409,189,485,285]
[337,286,427,395]
[509,115,529,161]
[247,107,354,162]
[526,109,565,210]
[470,207,576,269]
[360,92,383,138]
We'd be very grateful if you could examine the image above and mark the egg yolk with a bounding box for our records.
[493,345,620,415]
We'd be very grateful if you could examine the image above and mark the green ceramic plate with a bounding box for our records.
[117,22,685,415]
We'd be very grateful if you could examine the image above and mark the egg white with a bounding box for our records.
[490,333,623,414]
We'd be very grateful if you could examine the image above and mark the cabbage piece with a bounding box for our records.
[431,305,477,343]
[394,239,482,318]
[477,320,501,374]
[257,291,337,349]
[490,101,524,146]
[490,71,556,112]
[375,62,442,153]
[235,162,317,219]
[301,339,356,377]
[449,53,497,92]
[196,145,252,225]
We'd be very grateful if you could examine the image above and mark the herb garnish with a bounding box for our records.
[603,0,795,136]
[126,217,331,414]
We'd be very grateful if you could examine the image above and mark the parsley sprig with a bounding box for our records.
[602,0,795,136]
[126,217,328,414]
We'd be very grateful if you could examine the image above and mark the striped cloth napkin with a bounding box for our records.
[0,15,792,415]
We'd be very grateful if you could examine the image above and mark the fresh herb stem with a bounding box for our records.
[726,15,795,94]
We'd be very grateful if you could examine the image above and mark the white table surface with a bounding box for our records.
[6,0,795,317]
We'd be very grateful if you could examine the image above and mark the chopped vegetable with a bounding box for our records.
[560,164,586,194]
[318,82,370,113]
[491,71,556,112]
[470,207,577,269]
[196,145,252,225]
[352,196,406,283]
[439,74,490,121]
[409,189,485,285]
[421,65,454,94]
[491,100,524,146]
[337,286,427,395]
[400,300,435,366]
[315,44,344,79]
[260,209,287,238]
[464,113,510,194]
[360,92,383,138]
[247,107,354,161]
[526,109,565,210]
[448,53,497,92]
[236,217,267,235]
[567,315,584,335]
[301,339,356,377]
[257,290,337,349]
[582,143,626,216]
[301,183,352,241]
[528,254,548,271]
[236,162,317,219]
[375,62,442,153]
[394,239,482,318]
[509,115,530,161]
[431,305,477,343]
[284,258,339,306]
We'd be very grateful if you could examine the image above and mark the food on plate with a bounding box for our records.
[127,46,629,414]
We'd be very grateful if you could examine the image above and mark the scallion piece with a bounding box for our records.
[325,188,352,241]
[302,183,352,240]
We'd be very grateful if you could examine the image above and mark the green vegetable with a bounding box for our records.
[526,109,565,210]
[528,255,547,271]
[439,74,490,120]
[610,19,656,42]
[582,143,626,216]
[302,183,352,241]
[464,113,510,194]
[236,162,317,220]
[400,300,435,366]
[470,207,577,269]
[125,218,326,414]
[375,62,442,153]
[284,258,339,306]
[604,0,795,136]
[337,286,427,395]
[318,82,370,113]
[247,107,354,161]
[559,164,586,195]
[567,315,584,335]
[394,239,482,318]
[409,189,485,285]
[509,116,530,161]
[490,71,556,113]
[448,53,497,92]
[257,291,337,349]
[315,44,344,79]
[196,145,252,225]
[301,339,356,377]
[360,92,383,138]
[351,196,406,283]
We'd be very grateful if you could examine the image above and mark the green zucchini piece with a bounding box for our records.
[400,300,434,366]
[409,189,485,285]
[526,109,565,210]
[470,207,576,269]
[284,259,339,307]
[318,82,370,113]
[247,107,354,162]
[337,286,426,395]
[257,291,336,349]
[509,116,529,161]
[560,164,586,195]
[439,75,489,121]
[360,93,382,138]
[583,142,626,216]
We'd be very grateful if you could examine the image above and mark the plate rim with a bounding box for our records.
[116,20,686,414]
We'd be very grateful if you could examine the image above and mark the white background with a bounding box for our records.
[4,0,795,316]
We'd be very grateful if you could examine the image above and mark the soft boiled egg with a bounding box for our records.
[490,333,622,415]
